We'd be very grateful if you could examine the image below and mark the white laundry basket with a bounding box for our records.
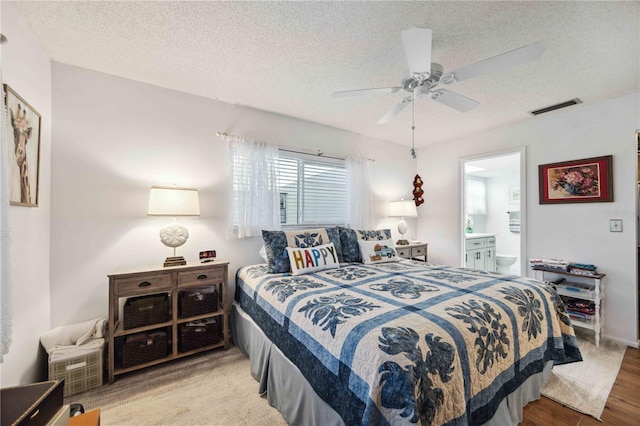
[40,318,106,397]
[48,349,103,397]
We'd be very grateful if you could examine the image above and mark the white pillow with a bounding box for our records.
[259,245,268,263]
[358,239,399,264]
[286,242,340,276]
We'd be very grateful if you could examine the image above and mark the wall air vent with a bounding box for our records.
[529,98,582,116]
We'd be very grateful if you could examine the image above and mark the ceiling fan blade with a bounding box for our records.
[431,89,479,112]
[444,42,545,83]
[377,96,413,124]
[332,87,402,98]
[401,27,432,76]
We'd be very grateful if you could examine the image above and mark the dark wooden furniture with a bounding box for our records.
[1,380,64,426]
[107,261,229,384]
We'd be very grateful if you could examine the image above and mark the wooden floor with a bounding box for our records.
[520,345,640,425]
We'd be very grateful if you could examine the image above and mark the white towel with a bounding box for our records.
[48,338,104,362]
[40,317,107,357]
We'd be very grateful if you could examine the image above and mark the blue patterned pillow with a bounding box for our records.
[262,227,344,273]
[262,230,289,273]
[324,227,344,264]
[339,227,392,263]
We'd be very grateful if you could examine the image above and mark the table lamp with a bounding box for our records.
[148,186,200,267]
[388,200,418,245]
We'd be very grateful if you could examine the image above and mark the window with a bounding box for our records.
[276,152,347,226]
[226,133,361,237]
[466,176,487,215]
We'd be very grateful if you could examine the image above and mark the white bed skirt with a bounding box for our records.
[231,302,553,426]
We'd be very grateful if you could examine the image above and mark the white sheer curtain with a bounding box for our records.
[345,156,372,229]
[1,76,12,362]
[226,135,281,238]
[466,176,487,215]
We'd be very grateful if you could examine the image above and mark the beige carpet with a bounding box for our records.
[540,328,627,420]
[65,347,287,426]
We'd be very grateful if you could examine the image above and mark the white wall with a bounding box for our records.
[49,63,417,328]
[0,1,52,386]
[417,93,640,346]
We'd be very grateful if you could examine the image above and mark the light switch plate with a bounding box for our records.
[610,219,623,232]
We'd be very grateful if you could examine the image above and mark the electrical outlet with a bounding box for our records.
[609,219,623,232]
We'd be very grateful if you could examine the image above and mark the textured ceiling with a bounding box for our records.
[11,1,640,148]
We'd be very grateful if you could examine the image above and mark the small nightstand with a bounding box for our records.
[396,242,428,262]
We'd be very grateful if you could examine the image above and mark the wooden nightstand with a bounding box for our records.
[107,261,229,384]
[396,242,428,262]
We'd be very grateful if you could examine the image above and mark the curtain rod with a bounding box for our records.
[216,131,374,162]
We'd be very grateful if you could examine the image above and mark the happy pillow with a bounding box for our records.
[358,238,399,265]
[286,242,340,275]
[262,227,344,273]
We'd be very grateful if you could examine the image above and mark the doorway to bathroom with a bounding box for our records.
[461,148,526,275]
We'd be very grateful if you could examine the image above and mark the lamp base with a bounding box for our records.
[164,256,186,267]
[396,239,410,245]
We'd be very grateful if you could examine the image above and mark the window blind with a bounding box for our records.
[277,152,347,226]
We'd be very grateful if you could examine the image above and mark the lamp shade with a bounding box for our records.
[148,186,200,216]
[388,200,417,218]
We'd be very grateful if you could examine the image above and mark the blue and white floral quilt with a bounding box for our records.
[235,260,581,425]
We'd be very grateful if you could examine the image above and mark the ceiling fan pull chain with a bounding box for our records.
[410,94,417,159]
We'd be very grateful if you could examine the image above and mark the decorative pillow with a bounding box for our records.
[287,242,340,275]
[262,227,344,273]
[339,227,393,263]
[358,239,399,265]
[323,227,344,264]
[262,230,290,273]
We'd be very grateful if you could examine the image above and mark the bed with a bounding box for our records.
[232,252,581,425]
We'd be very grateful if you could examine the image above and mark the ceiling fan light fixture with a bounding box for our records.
[414,85,430,99]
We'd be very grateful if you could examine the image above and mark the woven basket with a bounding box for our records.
[179,318,220,352]
[121,331,168,368]
[124,293,169,330]
[179,287,218,318]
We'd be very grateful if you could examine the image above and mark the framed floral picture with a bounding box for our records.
[538,155,613,204]
[4,84,41,207]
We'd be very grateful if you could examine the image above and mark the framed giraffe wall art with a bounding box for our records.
[4,84,41,207]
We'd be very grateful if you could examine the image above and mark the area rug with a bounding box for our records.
[540,328,627,420]
[65,346,287,426]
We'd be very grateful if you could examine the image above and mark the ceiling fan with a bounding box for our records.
[332,27,545,124]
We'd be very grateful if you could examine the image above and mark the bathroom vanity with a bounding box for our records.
[464,233,496,272]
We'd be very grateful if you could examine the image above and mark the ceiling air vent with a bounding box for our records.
[529,98,582,116]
